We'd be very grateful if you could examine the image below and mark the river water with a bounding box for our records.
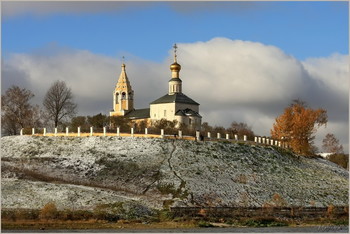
[2,226,348,233]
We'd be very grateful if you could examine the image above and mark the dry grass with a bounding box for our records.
[5,163,141,195]
[1,220,197,230]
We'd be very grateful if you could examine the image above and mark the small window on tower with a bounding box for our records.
[189,118,192,125]
[116,93,119,104]
[122,92,126,99]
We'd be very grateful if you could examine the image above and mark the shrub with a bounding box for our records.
[58,209,94,221]
[93,203,123,221]
[15,209,39,220]
[327,204,335,218]
[39,202,58,220]
[2,209,17,221]
[157,209,174,222]
[272,193,287,207]
[198,208,206,217]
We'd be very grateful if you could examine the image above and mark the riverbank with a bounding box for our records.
[2,220,196,230]
[2,218,348,231]
[2,226,349,233]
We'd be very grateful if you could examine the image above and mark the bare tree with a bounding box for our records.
[43,80,77,128]
[1,86,39,135]
[228,121,255,140]
[322,133,344,154]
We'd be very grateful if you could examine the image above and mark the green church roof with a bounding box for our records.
[125,108,150,119]
[150,93,199,105]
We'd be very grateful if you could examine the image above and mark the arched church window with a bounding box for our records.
[122,92,126,100]
[116,93,119,104]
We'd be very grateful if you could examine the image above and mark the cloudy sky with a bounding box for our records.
[2,1,349,152]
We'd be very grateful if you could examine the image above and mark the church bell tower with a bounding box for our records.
[110,60,134,116]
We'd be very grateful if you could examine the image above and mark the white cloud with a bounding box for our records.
[303,53,348,96]
[179,38,307,106]
[2,38,348,152]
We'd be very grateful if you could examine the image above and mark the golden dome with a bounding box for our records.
[170,62,181,71]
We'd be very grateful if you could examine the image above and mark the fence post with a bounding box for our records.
[217,133,221,139]
[234,134,238,141]
[145,128,148,135]
[226,134,229,140]
[32,128,35,135]
[266,138,270,145]
[254,136,257,143]
[78,127,81,137]
[196,131,200,141]
[117,127,120,137]
[131,127,134,137]
[20,128,23,136]
[66,127,69,136]
[43,128,46,136]
[275,141,278,146]
[90,127,93,136]
[103,127,106,136]
[278,141,281,147]
[161,129,164,138]
[178,130,182,138]
[243,135,247,141]
[270,140,274,146]
[262,137,265,144]
[258,137,261,144]
[54,128,57,137]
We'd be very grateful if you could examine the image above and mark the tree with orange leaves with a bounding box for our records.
[271,99,327,156]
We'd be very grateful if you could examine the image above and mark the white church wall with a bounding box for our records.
[150,103,176,121]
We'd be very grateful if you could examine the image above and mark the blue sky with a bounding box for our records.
[2,1,348,62]
[2,1,349,152]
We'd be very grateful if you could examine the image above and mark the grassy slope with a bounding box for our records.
[1,136,348,211]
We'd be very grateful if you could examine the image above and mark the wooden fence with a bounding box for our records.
[19,127,288,149]
[170,206,349,219]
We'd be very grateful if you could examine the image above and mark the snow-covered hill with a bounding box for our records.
[1,136,348,211]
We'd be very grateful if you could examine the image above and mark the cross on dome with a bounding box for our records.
[170,43,181,75]
[173,43,178,62]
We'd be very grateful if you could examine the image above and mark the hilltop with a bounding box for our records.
[1,136,348,212]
